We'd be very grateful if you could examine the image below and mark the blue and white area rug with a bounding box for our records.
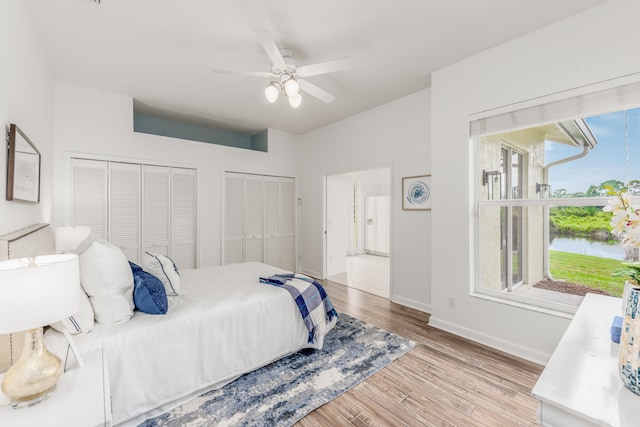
[140,314,415,427]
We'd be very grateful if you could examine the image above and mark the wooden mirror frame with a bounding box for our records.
[6,124,41,203]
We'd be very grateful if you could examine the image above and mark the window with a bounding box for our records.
[472,80,640,313]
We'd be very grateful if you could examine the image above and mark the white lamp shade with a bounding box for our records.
[56,226,91,253]
[0,254,80,333]
[284,78,299,97]
[264,83,279,103]
[289,93,302,108]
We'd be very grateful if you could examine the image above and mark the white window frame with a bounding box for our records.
[471,76,640,316]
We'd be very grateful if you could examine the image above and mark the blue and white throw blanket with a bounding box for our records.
[260,274,338,348]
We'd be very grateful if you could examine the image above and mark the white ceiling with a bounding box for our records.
[26,0,606,135]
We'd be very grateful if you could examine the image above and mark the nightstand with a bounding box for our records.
[0,349,111,427]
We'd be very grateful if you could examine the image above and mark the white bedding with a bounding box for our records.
[45,262,336,426]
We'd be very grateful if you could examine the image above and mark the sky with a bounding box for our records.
[546,107,640,194]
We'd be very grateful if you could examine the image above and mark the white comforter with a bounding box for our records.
[45,262,336,426]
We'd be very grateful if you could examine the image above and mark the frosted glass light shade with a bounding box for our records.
[0,254,80,333]
[265,83,279,103]
[56,226,91,253]
[289,93,302,108]
[284,78,299,97]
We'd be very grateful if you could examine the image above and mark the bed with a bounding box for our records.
[1,224,337,426]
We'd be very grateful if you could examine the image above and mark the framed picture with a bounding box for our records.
[402,175,431,210]
[6,124,41,203]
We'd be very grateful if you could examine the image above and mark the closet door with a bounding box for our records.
[279,177,296,271]
[71,158,107,239]
[224,173,245,264]
[263,177,280,267]
[244,175,264,262]
[171,168,197,269]
[109,162,141,263]
[142,165,170,258]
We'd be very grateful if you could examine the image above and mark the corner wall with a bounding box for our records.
[0,1,53,235]
[430,0,640,363]
[299,90,431,312]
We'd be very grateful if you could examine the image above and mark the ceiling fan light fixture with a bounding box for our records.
[284,77,299,97]
[264,82,279,103]
[289,93,302,109]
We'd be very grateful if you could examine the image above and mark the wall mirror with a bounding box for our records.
[6,124,40,203]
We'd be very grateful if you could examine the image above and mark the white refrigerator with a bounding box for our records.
[365,195,390,256]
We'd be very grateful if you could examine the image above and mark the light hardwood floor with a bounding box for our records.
[296,280,544,427]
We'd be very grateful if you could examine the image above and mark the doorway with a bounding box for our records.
[325,167,391,298]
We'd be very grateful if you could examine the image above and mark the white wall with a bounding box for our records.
[0,1,53,236]
[326,175,349,276]
[299,89,431,312]
[430,0,640,364]
[52,82,300,267]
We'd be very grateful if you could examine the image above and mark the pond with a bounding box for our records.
[550,236,628,261]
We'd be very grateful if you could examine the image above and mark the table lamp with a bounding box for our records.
[0,254,80,408]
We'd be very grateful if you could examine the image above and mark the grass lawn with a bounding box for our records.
[549,250,625,297]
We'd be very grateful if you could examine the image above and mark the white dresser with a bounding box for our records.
[532,294,640,426]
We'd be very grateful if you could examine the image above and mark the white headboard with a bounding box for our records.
[0,223,56,373]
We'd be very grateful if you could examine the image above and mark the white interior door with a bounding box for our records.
[142,165,170,258]
[71,158,108,239]
[245,175,264,262]
[171,168,197,269]
[279,177,296,271]
[264,177,280,268]
[109,162,141,263]
[224,172,245,264]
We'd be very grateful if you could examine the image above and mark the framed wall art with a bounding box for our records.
[6,124,41,203]
[402,174,431,210]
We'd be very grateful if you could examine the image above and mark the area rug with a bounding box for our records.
[139,314,415,427]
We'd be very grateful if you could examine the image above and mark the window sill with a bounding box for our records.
[470,289,578,320]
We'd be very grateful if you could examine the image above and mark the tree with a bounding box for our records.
[629,180,640,195]
[553,188,568,198]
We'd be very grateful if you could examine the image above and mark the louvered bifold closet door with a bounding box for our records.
[142,165,170,259]
[263,177,280,268]
[244,175,264,262]
[224,173,245,264]
[171,168,197,270]
[109,162,141,263]
[279,178,296,271]
[71,158,108,239]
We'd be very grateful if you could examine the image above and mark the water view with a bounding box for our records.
[550,236,626,261]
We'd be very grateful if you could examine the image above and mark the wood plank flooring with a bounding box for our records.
[295,280,544,427]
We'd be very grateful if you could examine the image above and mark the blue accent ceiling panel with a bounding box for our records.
[134,113,268,152]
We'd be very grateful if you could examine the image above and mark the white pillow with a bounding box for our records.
[50,288,95,334]
[80,238,135,324]
[144,252,180,296]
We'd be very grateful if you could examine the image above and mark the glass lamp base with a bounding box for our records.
[10,385,56,409]
[1,328,62,408]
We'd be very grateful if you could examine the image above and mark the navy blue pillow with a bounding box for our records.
[129,262,168,315]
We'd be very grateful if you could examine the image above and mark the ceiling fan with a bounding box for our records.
[212,29,350,108]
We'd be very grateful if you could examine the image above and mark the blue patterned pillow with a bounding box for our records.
[129,262,168,315]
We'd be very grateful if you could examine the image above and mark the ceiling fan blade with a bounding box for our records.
[296,57,350,78]
[211,68,274,78]
[298,79,336,103]
[254,28,286,70]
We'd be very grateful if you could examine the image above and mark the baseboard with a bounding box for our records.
[299,268,323,280]
[427,316,550,365]
[391,295,431,314]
